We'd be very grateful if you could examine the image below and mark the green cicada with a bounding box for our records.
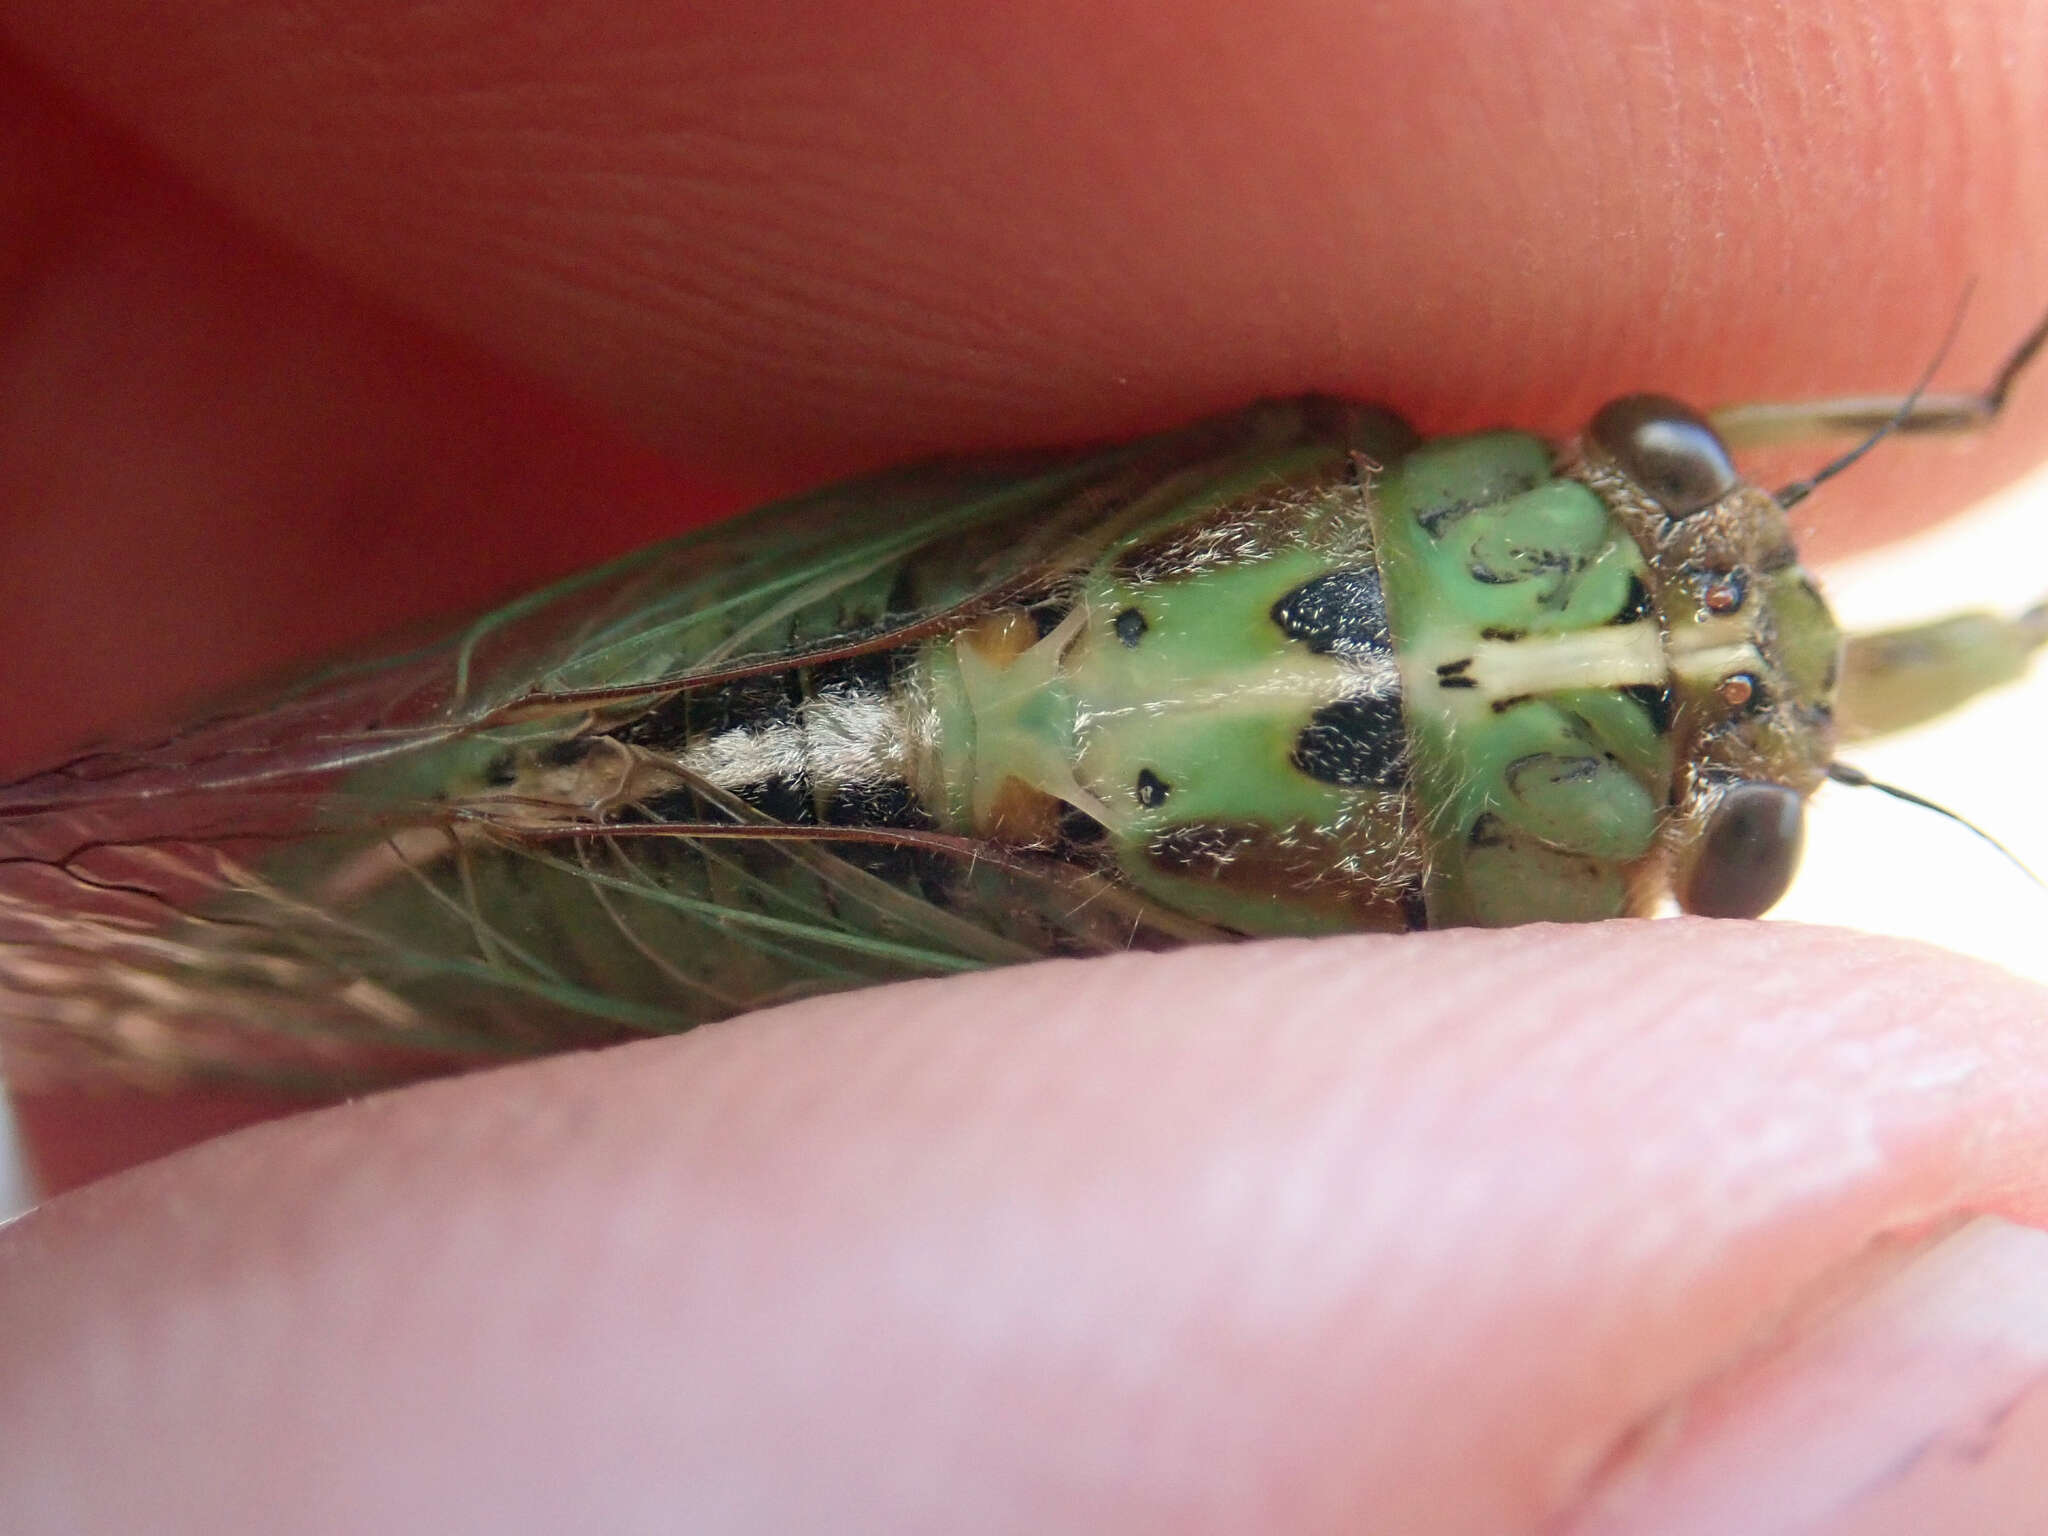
[1,316,2044,1088]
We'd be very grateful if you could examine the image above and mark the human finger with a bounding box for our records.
[5,923,2048,1531]
[1,0,2043,524]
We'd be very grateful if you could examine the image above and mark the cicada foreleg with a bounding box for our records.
[1709,302,2048,451]
[1836,601,2048,741]
[1700,300,2048,741]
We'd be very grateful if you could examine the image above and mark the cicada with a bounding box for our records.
[2,316,2044,1089]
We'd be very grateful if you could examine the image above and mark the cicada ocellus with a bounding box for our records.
[3,313,2044,1088]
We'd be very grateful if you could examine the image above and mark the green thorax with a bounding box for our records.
[913,411,1671,932]
[915,402,1841,933]
[917,405,1425,934]
[1374,430,1673,926]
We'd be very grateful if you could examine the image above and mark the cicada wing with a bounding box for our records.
[0,785,1227,1091]
[481,401,1350,707]
[0,404,1347,1089]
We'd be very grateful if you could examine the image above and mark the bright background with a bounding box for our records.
[1776,457,2048,979]
[0,1097,26,1224]
[4,461,2047,1223]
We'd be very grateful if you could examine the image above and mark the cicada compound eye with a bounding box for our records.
[1588,394,1741,517]
[1682,781,1806,919]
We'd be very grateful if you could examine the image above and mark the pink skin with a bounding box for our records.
[4,2,2048,1529]
[12,929,2048,1531]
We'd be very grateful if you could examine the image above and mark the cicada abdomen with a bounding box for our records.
[2,319,2043,1087]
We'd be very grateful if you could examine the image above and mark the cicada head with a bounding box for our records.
[1579,394,1846,918]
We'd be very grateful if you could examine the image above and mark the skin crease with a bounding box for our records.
[4,0,2048,1529]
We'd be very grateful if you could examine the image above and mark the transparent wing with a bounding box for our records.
[0,405,1341,1089]
[0,782,1226,1090]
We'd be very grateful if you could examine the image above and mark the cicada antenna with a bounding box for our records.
[1826,761,2042,888]
[1775,283,1979,511]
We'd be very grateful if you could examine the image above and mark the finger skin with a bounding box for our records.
[1570,1217,2048,1534]
[0,58,751,771]
[4,923,2048,1533]
[12,1084,307,1197]
[4,1,2047,487]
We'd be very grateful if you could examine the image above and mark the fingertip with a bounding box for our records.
[6,923,2048,1531]
[4,2,2044,492]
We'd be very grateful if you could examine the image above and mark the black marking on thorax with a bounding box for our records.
[1291,695,1408,789]
[1058,803,1109,846]
[1416,499,1476,538]
[1621,682,1674,736]
[1400,886,1429,929]
[1029,599,1074,640]
[1608,574,1656,626]
[1271,567,1392,655]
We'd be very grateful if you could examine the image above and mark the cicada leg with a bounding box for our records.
[1708,304,2048,450]
[1702,302,2048,740]
[1836,602,2048,741]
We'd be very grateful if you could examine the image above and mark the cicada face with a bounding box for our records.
[1577,393,1846,919]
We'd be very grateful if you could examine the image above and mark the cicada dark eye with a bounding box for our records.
[1682,781,1806,919]
[1588,394,1741,517]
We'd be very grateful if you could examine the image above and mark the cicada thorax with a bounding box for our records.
[1370,430,1680,926]
[886,400,1849,934]
[915,453,1435,937]
[557,405,1432,940]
